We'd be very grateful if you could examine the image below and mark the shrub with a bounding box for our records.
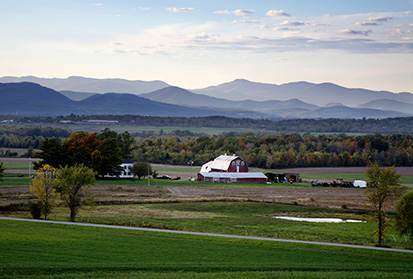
[29,201,42,219]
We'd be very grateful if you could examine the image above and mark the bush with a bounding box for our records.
[29,201,42,219]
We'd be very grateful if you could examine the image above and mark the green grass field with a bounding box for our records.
[5,201,410,249]
[1,219,412,278]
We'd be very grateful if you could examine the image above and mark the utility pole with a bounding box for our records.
[147,162,150,187]
[188,160,194,180]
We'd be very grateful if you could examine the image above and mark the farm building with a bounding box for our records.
[200,154,248,173]
[198,154,267,183]
[197,172,267,184]
[105,159,134,178]
[119,159,134,178]
[266,173,300,183]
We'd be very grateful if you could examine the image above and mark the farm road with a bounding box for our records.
[1,217,412,254]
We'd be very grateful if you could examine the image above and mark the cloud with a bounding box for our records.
[273,27,298,32]
[233,20,260,24]
[266,10,290,17]
[279,20,305,26]
[355,21,378,26]
[189,32,214,41]
[214,9,253,17]
[92,3,102,7]
[367,16,393,22]
[136,7,151,11]
[166,7,195,13]
[340,29,372,36]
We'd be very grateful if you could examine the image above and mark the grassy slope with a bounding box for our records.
[1,220,412,278]
[4,202,410,249]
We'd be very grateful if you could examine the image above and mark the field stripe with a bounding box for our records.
[1,216,411,253]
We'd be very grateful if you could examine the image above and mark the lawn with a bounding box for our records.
[0,219,411,278]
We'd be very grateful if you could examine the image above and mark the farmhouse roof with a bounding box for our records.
[200,154,239,172]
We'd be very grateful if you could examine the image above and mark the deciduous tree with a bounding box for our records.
[55,164,96,222]
[30,164,58,220]
[395,190,413,243]
[364,164,405,246]
[133,162,151,180]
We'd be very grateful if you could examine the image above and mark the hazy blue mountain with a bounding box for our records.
[0,82,265,118]
[193,79,413,107]
[60,90,96,101]
[0,82,80,116]
[140,86,237,108]
[358,99,413,115]
[140,86,319,111]
[1,80,411,119]
[0,76,169,94]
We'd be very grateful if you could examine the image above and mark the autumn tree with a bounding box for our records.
[364,164,405,246]
[395,190,413,243]
[30,164,58,220]
[55,164,96,222]
[63,131,100,167]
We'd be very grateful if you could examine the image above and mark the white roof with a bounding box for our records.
[199,172,267,179]
[200,161,213,172]
[200,154,239,172]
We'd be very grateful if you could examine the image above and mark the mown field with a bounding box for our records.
[1,219,412,278]
[3,199,411,250]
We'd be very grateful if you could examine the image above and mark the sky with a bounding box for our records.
[1,0,412,92]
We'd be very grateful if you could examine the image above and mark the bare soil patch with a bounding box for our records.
[0,184,369,212]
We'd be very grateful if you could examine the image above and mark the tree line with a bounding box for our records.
[1,114,413,134]
[134,133,413,168]
[0,126,70,149]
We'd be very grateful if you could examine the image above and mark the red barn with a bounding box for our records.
[198,154,267,184]
[200,154,248,173]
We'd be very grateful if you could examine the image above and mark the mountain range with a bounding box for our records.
[0,82,263,118]
[0,76,412,119]
[193,79,413,106]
